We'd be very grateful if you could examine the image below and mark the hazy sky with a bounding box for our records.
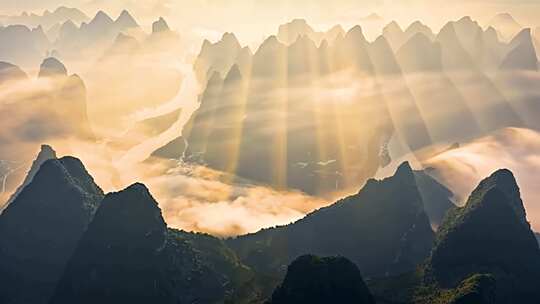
[1,0,540,34]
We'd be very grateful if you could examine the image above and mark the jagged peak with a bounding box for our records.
[384,21,403,34]
[90,10,114,26]
[224,64,242,82]
[94,182,166,236]
[221,32,241,47]
[510,28,533,45]
[256,35,285,54]
[457,16,474,24]
[152,17,170,33]
[328,24,345,34]
[39,144,56,156]
[115,9,138,28]
[469,168,526,223]
[370,35,394,55]
[395,161,414,178]
[60,19,77,31]
[484,26,499,38]
[345,25,366,41]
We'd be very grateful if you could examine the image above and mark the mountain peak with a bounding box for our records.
[49,182,170,304]
[221,32,240,47]
[90,10,113,26]
[345,25,366,42]
[428,168,540,291]
[152,17,170,33]
[115,9,138,28]
[5,145,57,205]
[474,168,526,222]
[395,161,414,177]
[0,61,27,83]
[85,182,167,251]
[0,155,103,303]
[384,21,403,34]
[38,57,67,78]
[501,28,538,71]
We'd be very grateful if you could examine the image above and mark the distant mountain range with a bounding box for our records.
[0,7,89,30]
[0,9,173,68]
[151,15,539,196]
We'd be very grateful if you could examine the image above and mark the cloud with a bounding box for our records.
[421,127,540,232]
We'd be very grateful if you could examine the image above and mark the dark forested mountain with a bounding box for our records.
[0,157,104,304]
[4,145,57,207]
[500,28,539,71]
[228,162,435,278]
[270,255,375,304]
[50,183,176,304]
[50,183,261,304]
[424,169,540,303]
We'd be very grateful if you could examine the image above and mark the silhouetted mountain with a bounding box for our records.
[270,255,375,304]
[0,7,89,30]
[396,32,442,72]
[50,183,173,304]
[500,28,538,71]
[277,19,344,46]
[0,61,27,84]
[383,21,405,50]
[194,32,245,83]
[278,19,317,45]
[229,162,434,278]
[405,21,435,41]
[0,157,104,304]
[51,182,259,304]
[436,21,476,70]
[425,169,540,302]
[38,56,67,77]
[55,10,142,60]
[115,10,138,30]
[0,25,50,67]
[5,145,57,206]
[152,17,170,33]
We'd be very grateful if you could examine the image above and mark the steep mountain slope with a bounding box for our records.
[0,157,104,304]
[51,183,258,304]
[425,169,540,302]
[228,162,435,278]
[4,144,57,206]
